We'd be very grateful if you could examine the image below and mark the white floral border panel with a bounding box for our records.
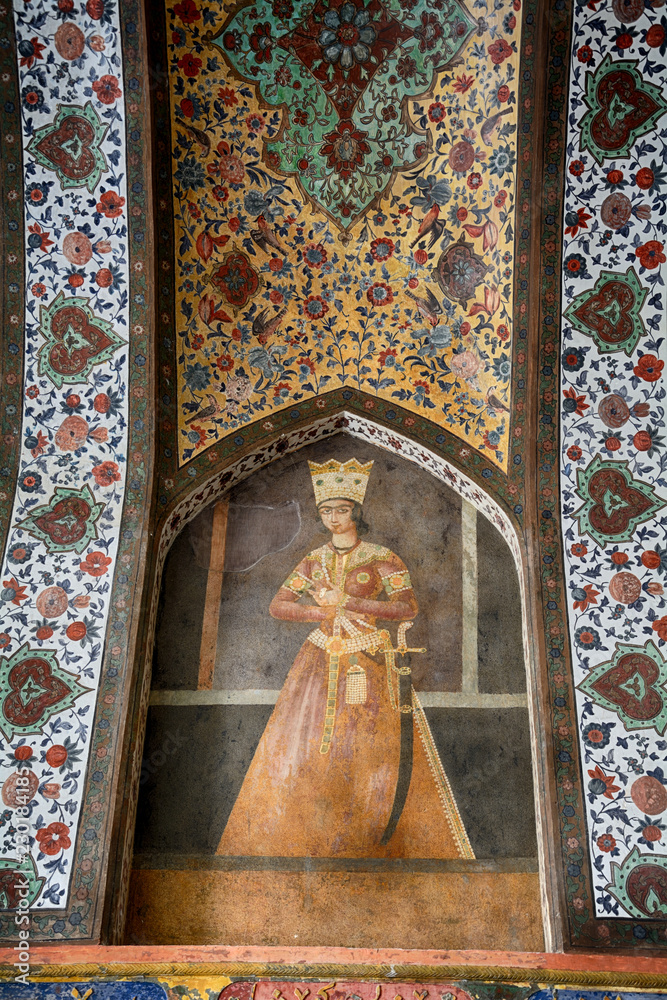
[560,1,667,922]
[0,0,129,911]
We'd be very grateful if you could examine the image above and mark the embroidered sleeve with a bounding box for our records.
[281,566,313,595]
[380,567,413,596]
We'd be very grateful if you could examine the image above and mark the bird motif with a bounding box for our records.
[486,387,511,414]
[480,107,513,146]
[185,393,220,424]
[405,286,443,326]
[182,124,211,156]
[250,214,286,255]
[252,306,287,344]
[409,203,445,249]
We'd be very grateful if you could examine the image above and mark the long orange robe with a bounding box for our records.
[217,539,473,859]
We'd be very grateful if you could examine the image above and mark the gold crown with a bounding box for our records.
[308,459,374,506]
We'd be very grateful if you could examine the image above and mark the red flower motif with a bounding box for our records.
[597,833,616,852]
[370,237,395,262]
[321,120,371,180]
[563,386,589,415]
[571,543,588,558]
[19,36,45,68]
[567,445,582,461]
[588,765,621,800]
[216,354,235,372]
[653,616,667,641]
[303,243,328,269]
[428,101,446,123]
[634,354,664,382]
[636,240,666,270]
[46,745,68,767]
[178,53,202,78]
[218,87,237,106]
[302,295,328,320]
[488,38,513,65]
[92,461,121,487]
[210,252,260,308]
[92,75,122,105]
[467,172,482,190]
[210,153,245,184]
[636,167,655,190]
[642,550,662,569]
[2,578,27,606]
[198,294,232,325]
[415,12,443,52]
[28,223,54,252]
[367,282,394,307]
[80,551,112,577]
[573,583,599,610]
[453,73,474,93]
[643,824,663,842]
[249,22,273,63]
[378,348,397,367]
[564,206,592,237]
[96,190,125,218]
[577,45,592,62]
[189,424,208,449]
[173,0,200,22]
[569,159,585,176]
[66,621,87,641]
[36,822,71,856]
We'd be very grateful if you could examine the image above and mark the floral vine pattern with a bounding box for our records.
[560,0,667,926]
[168,0,523,469]
[0,0,129,914]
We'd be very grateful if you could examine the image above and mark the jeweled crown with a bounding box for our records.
[308,458,373,506]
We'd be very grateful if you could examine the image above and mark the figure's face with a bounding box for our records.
[318,499,355,535]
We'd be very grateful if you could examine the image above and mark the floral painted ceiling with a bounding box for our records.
[168,0,521,468]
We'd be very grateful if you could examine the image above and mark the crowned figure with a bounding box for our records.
[217,459,473,859]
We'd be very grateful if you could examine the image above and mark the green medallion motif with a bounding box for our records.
[607,846,667,919]
[572,455,662,548]
[578,640,667,735]
[0,854,44,910]
[37,291,125,389]
[579,54,667,164]
[209,0,479,230]
[18,484,104,555]
[26,102,109,193]
[0,642,89,741]
[563,267,647,356]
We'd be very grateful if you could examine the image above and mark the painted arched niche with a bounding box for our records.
[115,413,556,949]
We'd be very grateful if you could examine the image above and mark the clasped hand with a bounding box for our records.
[313,586,344,607]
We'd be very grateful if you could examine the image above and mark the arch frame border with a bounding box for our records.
[104,408,562,951]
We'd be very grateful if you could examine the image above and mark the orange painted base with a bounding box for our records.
[124,869,544,950]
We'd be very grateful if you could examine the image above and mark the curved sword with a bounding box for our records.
[379,622,426,846]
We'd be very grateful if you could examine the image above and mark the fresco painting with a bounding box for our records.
[169,0,522,469]
[215,457,473,859]
[127,434,538,946]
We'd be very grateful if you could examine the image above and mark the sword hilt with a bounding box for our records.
[393,620,426,657]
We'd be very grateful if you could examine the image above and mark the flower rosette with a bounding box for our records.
[210,0,478,228]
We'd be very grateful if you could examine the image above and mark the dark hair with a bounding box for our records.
[318,498,370,536]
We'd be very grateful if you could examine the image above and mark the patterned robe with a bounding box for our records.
[217,539,473,858]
